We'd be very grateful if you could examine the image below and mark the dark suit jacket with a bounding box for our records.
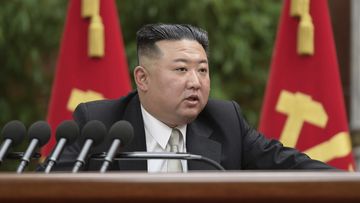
[55,91,333,171]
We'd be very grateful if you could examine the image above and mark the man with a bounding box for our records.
[56,23,333,171]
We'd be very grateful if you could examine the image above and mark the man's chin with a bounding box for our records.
[180,111,200,124]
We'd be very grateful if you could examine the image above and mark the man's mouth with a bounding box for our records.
[184,95,200,107]
[186,95,199,101]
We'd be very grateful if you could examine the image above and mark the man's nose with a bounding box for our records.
[187,70,201,89]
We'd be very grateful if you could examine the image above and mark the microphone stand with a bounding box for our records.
[17,139,39,173]
[92,152,225,171]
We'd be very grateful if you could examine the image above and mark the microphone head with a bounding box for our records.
[1,120,26,146]
[56,120,79,144]
[28,121,51,147]
[80,120,106,147]
[108,120,134,146]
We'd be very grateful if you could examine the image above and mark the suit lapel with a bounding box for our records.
[118,94,147,171]
[186,118,222,170]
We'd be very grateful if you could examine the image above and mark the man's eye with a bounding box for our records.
[176,67,187,72]
[199,68,208,73]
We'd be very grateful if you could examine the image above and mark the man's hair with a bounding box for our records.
[136,23,209,63]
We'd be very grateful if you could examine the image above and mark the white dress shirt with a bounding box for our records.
[141,105,188,173]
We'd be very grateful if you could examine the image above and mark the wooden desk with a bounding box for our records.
[0,172,359,203]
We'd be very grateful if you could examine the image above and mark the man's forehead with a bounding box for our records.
[155,39,207,58]
[139,39,207,66]
[172,57,208,64]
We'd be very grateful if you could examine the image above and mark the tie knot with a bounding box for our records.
[169,128,181,146]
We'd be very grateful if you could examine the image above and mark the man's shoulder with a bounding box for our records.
[79,91,138,111]
[81,97,123,110]
[200,98,242,122]
[73,91,139,127]
[205,98,240,114]
[207,98,236,106]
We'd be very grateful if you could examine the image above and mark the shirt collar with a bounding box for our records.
[141,105,186,150]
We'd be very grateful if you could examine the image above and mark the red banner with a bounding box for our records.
[43,0,131,155]
[259,0,355,170]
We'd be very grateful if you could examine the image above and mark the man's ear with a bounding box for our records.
[134,66,149,92]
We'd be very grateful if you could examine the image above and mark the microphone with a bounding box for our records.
[100,120,133,173]
[0,120,26,164]
[93,152,225,171]
[17,121,51,173]
[72,120,106,173]
[44,120,79,173]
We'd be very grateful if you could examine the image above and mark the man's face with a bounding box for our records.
[137,39,210,127]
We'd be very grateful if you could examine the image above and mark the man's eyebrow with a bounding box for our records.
[173,58,208,64]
